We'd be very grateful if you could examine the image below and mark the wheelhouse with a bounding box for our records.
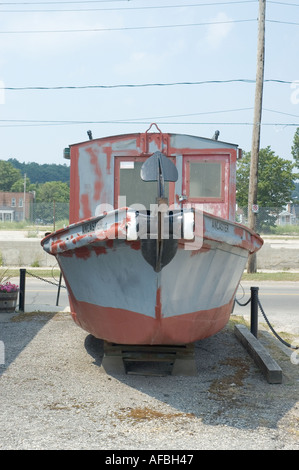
[65,125,240,224]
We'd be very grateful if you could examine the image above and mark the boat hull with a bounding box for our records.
[42,209,263,345]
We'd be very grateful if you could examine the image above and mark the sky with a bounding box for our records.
[0,0,298,168]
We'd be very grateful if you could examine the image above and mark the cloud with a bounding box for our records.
[114,37,186,78]
[0,11,114,59]
[204,12,234,49]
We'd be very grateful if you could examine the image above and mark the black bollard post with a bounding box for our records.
[56,271,62,306]
[19,268,26,312]
[250,286,259,338]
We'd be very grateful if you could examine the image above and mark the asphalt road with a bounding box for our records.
[15,276,299,338]
[15,275,69,311]
[234,280,299,336]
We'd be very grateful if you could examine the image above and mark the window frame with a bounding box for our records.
[114,155,176,208]
[183,154,228,204]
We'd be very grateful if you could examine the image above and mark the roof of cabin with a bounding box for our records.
[69,131,239,151]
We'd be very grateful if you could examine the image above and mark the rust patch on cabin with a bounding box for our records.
[86,146,104,201]
[80,193,92,219]
[103,146,112,174]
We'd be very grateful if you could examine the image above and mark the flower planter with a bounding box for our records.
[0,291,18,313]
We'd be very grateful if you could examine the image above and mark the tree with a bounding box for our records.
[10,176,32,193]
[32,182,69,224]
[291,127,299,168]
[0,161,22,191]
[8,158,70,185]
[292,182,299,202]
[236,147,296,231]
[35,181,69,203]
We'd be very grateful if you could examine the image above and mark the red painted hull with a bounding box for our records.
[68,290,235,345]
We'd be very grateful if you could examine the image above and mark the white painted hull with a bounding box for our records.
[42,209,263,344]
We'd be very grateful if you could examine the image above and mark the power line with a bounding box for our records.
[0,18,257,34]
[268,1,299,5]
[0,79,294,90]
[264,108,299,118]
[267,19,299,25]
[126,107,255,121]
[6,0,299,5]
[0,0,128,4]
[0,1,298,12]
[0,121,297,128]
[0,17,297,34]
[0,107,256,125]
[0,1,259,12]
[0,108,298,128]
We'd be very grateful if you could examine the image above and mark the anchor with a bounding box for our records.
[140,151,178,272]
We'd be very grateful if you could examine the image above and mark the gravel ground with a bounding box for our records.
[0,309,298,451]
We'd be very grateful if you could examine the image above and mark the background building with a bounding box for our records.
[0,191,34,222]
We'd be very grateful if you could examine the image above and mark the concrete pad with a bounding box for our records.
[17,305,71,313]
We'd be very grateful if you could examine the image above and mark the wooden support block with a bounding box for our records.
[171,357,197,376]
[234,324,282,384]
[102,341,197,376]
[101,355,126,375]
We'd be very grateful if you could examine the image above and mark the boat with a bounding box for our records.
[41,124,263,345]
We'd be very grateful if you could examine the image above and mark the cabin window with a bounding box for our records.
[189,162,222,199]
[115,157,174,209]
[184,156,227,203]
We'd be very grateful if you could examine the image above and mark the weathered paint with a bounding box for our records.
[42,128,263,345]
[68,129,239,224]
[42,208,263,345]
[51,235,245,345]
[68,296,234,345]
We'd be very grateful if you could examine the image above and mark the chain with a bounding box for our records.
[257,299,298,350]
[26,270,66,289]
[235,297,251,307]
[235,289,298,350]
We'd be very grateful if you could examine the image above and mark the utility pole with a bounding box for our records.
[23,173,27,221]
[247,0,266,273]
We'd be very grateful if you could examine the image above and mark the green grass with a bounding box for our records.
[0,219,68,231]
[267,225,299,236]
[2,268,298,282]
[242,271,299,281]
[1,267,61,279]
